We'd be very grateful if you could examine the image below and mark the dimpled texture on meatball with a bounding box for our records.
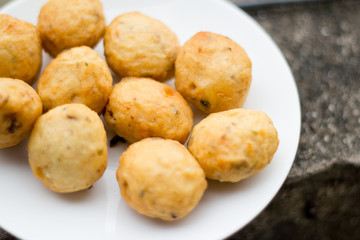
[104,77,193,143]
[0,78,42,148]
[116,138,207,221]
[0,14,42,84]
[104,12,179,81]
[175,31,252,114]
[188,108,279,182]
[28,103,108,193]
[37,46,113,114]
[38,0,105,57]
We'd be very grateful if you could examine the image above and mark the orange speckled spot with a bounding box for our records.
[217,92,225,98]
[164,86,175,96]
[218,160,227,170]
[5,24,13,32]
[258,130,266,137]
[35,167,44,178]
[247,142,254,153]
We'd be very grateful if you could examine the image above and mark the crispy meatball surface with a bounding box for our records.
[116,138,207,221]
[188,108,279,182]
[175,31,252,113]
[28,103,108,193]
[0,14,42,84]
[104,12,179,81]
[104,77,193,143]
[0,78,42,148]
[37,46,113,113]
[38,0,105,57]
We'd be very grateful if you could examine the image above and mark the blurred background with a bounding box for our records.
[229,0,360,239]
[0,0,8,7]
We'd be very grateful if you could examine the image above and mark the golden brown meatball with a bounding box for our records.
[37,0,105,57]
[28,103,107,193]
[175,31,252,113]
[104,12,179,81]
[116,138,207,221]
[188,108,279,182]
[0,78,42,149]
[104,77,193,143]
[37,46,113,114]
[0,14,42,84]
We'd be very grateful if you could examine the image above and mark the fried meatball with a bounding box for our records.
[37,46,113,113]
[188,108,279,182]
[175,31,252,113]
[116,138,207,221]
[37,0,105,57]
[28,103,107,193]
[0,14,42,84]
[0,78,42,149]
[104,12,179,81]
[104,77,193,143]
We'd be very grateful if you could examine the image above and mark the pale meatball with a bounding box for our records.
[188,108,279,182]
[104,77,193,143]
[0,14,42,84]
[175,31,252,113]
[37,46,113,113]
[38,0,105,57]
[28,103,107,193]
[0,78,42,148]
[104,12,179,81]
[116,138,207,221]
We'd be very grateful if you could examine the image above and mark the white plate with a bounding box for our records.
[0,0,301,239]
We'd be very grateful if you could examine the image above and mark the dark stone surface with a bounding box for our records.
[228,0,360,239]
[0,230,15,240]
[1,0,359,239]
[229,164,360,240]
[247,0,360,179]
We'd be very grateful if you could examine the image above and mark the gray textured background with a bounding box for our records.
[1,0,360,239]
[0,0,9,8]
[229,0,360,239]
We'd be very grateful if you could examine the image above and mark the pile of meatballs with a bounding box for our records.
[0,0,279,221]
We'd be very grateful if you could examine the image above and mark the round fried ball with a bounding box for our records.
[116,138,207,221]
[104,12,180,81]
[37,46,113,113]
[28,103,107,193]
[188,108,279,182]
[0,14,42,84]
[175,31,252,113]
[0,78,42,149]
[38,0,105,57]
[104,77,193,143]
